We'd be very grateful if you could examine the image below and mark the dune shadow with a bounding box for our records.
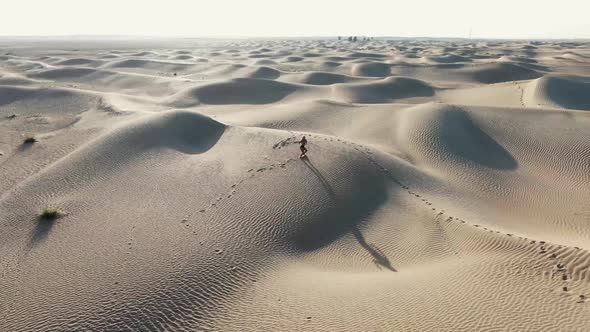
[295,158,396,271]
[441,108,518,170]
[193,79,299,105]
[140,111,225,155]
[0,87,35,107]
[544,77,590,111]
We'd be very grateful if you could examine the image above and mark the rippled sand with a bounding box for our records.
[1,37,590,331]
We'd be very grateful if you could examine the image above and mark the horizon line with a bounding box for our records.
[0,34,589,41]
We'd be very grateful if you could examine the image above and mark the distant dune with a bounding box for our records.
[527,75,590,110]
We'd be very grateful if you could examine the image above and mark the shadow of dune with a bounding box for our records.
[103,111,225,157]
[542,76,590,111]
[440,107,518,170]
[190,78,299,105]
[155,111,225,155]
[295,157,397,271]
[0,86,35,106]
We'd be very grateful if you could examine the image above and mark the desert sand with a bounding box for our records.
[1,37,590,331]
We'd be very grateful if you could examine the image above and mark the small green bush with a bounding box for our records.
[40,207,62,220]
[23,136,37,144]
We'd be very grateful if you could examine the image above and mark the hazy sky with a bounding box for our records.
[3,0,590,39]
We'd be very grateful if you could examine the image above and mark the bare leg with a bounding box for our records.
[300,146,307,158]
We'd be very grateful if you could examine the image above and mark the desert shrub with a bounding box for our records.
[23,136,37,144]
[39,207,62,220]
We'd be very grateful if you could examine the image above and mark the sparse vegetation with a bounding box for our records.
[23,136,37,144]
[6,114,17,119]
[39,207,63,220]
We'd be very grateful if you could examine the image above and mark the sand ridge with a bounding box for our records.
[1,38,590,331]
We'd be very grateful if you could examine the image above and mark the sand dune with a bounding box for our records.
[398,104,519,170]
[172,55,194,60]
[30,66,101,80]
[527,75,590,110]
[28,66,189,97]
[0,86,95,113]
[350,62,391,77]
[281,71,371,85]
[458,62,543,83]
[0,74,35,85]
[103,58,196,72]
[237,65,282,79]
[421,54,472,64]
[1,38,590,331]
[54,58,106,67]
[168,78,317,106]
[332,76,434,103]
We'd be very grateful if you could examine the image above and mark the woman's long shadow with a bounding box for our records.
[301,156,397,272]
[351,225,397,272]
[301,156,335,198]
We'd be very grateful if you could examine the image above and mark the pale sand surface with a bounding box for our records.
[1,38,590,331]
